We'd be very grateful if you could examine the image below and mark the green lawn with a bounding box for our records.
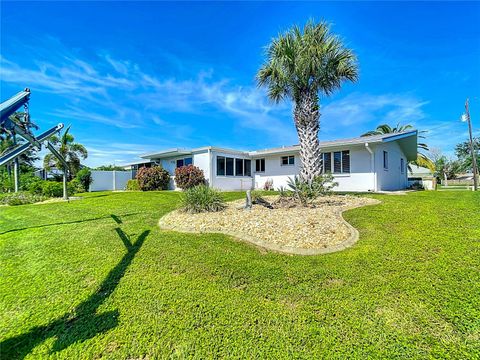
[1,191,479,359]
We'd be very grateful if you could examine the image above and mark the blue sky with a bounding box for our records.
[1,1,479,167]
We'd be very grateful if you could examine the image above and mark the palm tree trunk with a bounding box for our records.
[294,91,322,184]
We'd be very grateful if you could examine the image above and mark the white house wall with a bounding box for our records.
[253,153,300,190]
[375,142,408,191]
[253,146,376,192]
[211,150,253,191]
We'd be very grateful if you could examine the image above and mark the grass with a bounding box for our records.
[1,190,479,359]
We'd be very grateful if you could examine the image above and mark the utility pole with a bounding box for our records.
[463,98,478,191]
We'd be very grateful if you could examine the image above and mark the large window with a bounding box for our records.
[321,151,350,174]
[255,158,265,172]
[217,156,225,176]
[176,157,193,168]
[235,158,243,176]
[226,157,234,176]
[383,151,388,170]
[281,155,295,166]
[217,156,252,177]
[322,152,332,173]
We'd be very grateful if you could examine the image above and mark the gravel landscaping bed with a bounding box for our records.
[159,195,380,255]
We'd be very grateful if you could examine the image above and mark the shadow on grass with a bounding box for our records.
[0,216,149,359]
[0,213,139,235]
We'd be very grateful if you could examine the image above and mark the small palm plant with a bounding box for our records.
[257,20,358,184]
[43,126,88,179]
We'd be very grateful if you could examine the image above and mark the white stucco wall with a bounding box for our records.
[210,150,253,191]
[253,146,376,192]
[253,153,300,190]
[375,142,408,191]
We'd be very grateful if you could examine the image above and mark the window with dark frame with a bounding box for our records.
[281,155,295,166]
[176,159,184,168]
[342,150,350,173]
[216,156,225,176]
[184,157,193,166]
[383,151,388,169]
[333,151,342,173]
[235,158,243,176]
[244,159,252,176]
[321,151,350,173]
[322,152,332,173]
[400,158,404,173]
[226,157,234,176]
[255,158,265,172]
[217,156,252,177]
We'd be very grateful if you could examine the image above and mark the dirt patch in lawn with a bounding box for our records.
[159,195,380,255]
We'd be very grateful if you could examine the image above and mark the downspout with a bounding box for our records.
[208,148,213,188]
[365,143,376,192]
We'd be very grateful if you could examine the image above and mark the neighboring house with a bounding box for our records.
[408,165,435,190]
[124,130,418,192]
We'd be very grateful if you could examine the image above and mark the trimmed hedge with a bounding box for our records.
[136,166,170,191]
[174,165,206,190]
[126,179,140,191]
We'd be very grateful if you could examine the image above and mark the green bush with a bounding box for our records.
[180,185,226,213]
[174,165,206,190]
[38,181,75,197]
[69,178,85,193]
[76,168,92,191]
[285,174,338,206]
[126,179,140,191]
[0,192,47,206]
[136,166,170,191]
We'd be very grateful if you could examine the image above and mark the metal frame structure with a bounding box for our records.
[1,88,70,199]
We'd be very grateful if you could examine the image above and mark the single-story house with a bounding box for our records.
[125,130,418,192]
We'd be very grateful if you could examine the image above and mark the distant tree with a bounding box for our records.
[257,20,358,184]
[362,123,434,171]
[434,156,462,181]
[454,137,479,172]
[43,126,87,179]
[95,165,126,171]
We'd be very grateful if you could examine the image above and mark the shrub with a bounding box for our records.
[0,192,47,206]
[126,179,140,191]
[69,178,85,194]
[284,174,338,207]
[76,168,92,192]
[136,166,170,191]
[180,185,226,213]
[39,181,75,197]
[174,165,206,190]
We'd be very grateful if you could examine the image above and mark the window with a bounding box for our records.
[176,157,193,168]
[281,155,295,166]
[322,152,332,173]
[217,156,225,176]
[400,158,404,173]
[333,151,342,173]
[383,151,388,169]
[255,158,265,172]
[322,151,350,174]
[235,158,243,176]
[226,157,234,176]
[342,150,350,173]
[217,156,252,177]
[244,159,252,176]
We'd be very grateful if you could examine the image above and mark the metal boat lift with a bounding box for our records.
[1,89,70,199]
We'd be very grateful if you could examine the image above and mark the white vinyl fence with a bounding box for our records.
[89,170,134,191]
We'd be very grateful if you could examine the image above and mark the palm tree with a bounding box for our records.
[43,126,87,179]
[361,123,435,171]
[257,20,358,184]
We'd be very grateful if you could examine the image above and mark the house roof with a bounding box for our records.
[249,130,418,160]
[137,130,418,162]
